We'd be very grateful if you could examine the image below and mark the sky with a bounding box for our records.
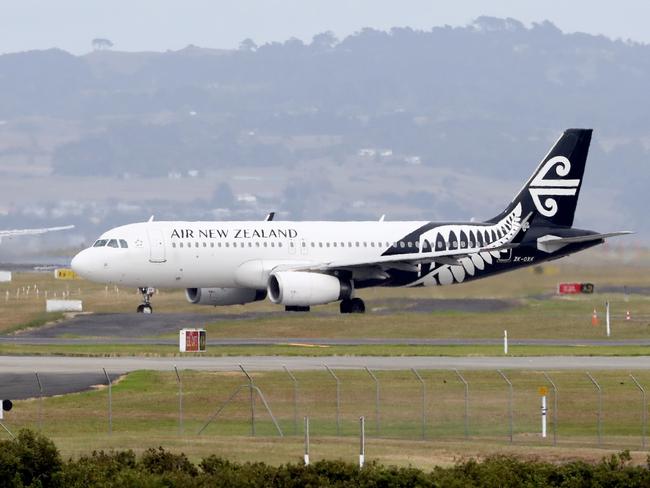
[1,0,649,55]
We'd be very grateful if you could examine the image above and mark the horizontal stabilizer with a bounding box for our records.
[542,231,633,245]
[537,231,632,253]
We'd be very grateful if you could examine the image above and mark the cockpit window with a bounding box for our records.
[119,239,128,248]
[93,239,108,247]
[107,239,119,248]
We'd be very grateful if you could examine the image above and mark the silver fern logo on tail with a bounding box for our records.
[528,156,581,217]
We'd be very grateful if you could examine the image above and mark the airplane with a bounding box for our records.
[0,225,75,244]
[71,129,631,314]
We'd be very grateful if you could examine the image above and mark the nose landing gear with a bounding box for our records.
[137,287,155,313]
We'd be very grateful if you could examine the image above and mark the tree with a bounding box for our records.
[92,38,114,50]
[311,31,338,50]
[239,38,257,52]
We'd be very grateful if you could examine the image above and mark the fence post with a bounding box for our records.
[174,365,183,435]
[497,370,513,443]
[102,368,112,435]
[586,372,602,447]
[283,365,299,435]
[304,416,310,465]
[411,369,426,440]
[359,416,365,468]
[542,372,558,446]
[239,365,255,437]
[630,374,646,449]
[454,369,469,438]
[34,372,43,432]
[324,365,341,436]
[365,368,380,437]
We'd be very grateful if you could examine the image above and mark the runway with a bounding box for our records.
[3,336,650,346]
[2,355,650,401]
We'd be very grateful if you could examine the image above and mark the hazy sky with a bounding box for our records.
[2,0,649,54]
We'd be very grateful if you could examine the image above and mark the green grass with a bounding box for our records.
[6,369,650,467]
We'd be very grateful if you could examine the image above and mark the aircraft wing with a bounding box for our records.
[0,225,75,239]
[285,243,515,273]
[284,212,534,273]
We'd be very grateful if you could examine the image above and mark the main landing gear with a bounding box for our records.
[285,305,310,312]
[137,287,155,314]
[340,298,365,314]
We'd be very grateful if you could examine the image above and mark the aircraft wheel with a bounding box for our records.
[349,298,365,314]
[137,304,153,314]
[340,299,352,314]
[285,305,310,312]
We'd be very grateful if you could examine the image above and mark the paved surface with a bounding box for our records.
[1,355,648,372]
[3,355,650,400]
[12,298,517,339]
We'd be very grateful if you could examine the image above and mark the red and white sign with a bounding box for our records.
[179,328,207,352]
[557,283,582,294]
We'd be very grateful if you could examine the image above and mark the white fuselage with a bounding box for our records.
[72,220,434,289]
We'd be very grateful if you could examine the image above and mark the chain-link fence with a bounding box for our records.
[1,367,649,450]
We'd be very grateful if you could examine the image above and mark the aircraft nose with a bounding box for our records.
[71,249,95,279]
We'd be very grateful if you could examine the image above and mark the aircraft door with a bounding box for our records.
[147,228,167,263]
[289,240,296,255]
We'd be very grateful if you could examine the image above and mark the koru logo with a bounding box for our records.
[528,156,580,217]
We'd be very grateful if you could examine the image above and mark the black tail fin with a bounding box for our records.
[489,128,592,228]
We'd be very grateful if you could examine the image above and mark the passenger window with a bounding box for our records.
[332,242,337,247]
[225,243,230,247]
[203,242,207,247]
[348,242,352,247]
[255,242,260,247]
[319,242,323,248]
[180,242,184,248]
[218,242,222,247]
[302,242,306,247]
[399,242,405,248]
[363,242,367,247]
[240,242,245,248]
[172,243,176,248]
[370,242,375,247]
[93,239,108,247]
[290,242,295,247]
[263,242,267,247]
[278,242,282,248]
[107,239,119,248]
[326,242,330,248]
[355,242,360,247]
[119,239,128,248]
[271,242,275,247]
[311,242,315,247]
[195,242,199,248]
[211,242,215,248]
[248,242,252,247]
[407,242,413,248]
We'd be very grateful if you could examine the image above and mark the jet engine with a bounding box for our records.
[267,272,352,306]
[185,287,266,306]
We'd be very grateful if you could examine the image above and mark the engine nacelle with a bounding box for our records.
[267,272,352,306]
[185,287,266,306]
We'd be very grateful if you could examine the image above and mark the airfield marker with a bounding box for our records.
[359,416,366,468]
[539,387,548,438]
[591,309,599,326]
[503,330,508,355]
[626,310,631,321]
[606,301,611,337]
[303,417,310,465]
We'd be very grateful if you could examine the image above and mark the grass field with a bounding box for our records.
[4,368,650,467]
[0,249,648,356]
